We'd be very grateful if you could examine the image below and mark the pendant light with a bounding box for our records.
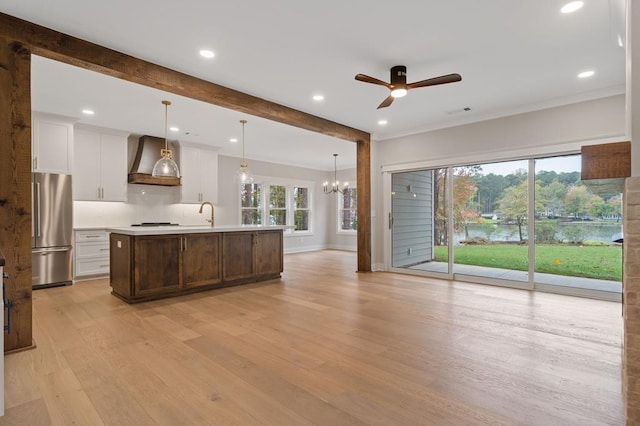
[233,119,254,183]
[323,153,348,194]
[152,100,180,178]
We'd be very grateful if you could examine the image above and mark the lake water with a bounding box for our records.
[455,221,622,244]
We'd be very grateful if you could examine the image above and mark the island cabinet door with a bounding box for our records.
[222,232,255,281]
[110,234,133,298]
[255,231,283,276]
[182,233,222,288]
[133,235,181,296]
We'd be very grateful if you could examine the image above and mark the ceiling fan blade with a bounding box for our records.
[377,95,394,109]
[407,73,462,90]
[355,73,391,88]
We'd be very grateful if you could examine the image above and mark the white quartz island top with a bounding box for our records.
[106,225,287,236]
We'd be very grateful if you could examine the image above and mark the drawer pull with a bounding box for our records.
[100,248,109,251]
[85,235,101,238]
[100,264,109,268]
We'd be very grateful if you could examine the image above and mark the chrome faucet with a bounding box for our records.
[198,201,215,226]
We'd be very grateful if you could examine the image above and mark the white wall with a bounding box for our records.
[371,94,626,268]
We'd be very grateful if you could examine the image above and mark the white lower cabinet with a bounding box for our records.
[74,229,110,278]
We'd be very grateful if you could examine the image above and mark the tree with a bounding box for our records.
[564,185,590,218]
[607,195,622,220]
[537,179,566,218]
[587,194,606,218]
[557,171,581,186]
[433,168,448,245]
[474,173,510,214]
[453,168,480,238]
[433,166,480,245]
[497,180,542,242]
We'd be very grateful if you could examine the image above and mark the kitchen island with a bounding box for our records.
[107,225,284,303]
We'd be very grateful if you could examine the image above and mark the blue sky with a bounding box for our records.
[476,155,581,176]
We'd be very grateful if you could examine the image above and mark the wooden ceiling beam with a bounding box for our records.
[0,12,370,144]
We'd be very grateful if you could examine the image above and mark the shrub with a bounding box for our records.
[482,222,498,240]
[535,220,558,243]
[562,224,588,244]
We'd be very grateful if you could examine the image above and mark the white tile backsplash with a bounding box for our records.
[74,184,223,228]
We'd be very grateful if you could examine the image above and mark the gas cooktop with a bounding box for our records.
[131,222,180,227]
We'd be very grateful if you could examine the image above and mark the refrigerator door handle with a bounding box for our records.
[35,181,41,238]
[31,179,35,239]
[33,247,71,254]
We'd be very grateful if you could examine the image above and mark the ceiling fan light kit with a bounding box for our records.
[355,64,462,109]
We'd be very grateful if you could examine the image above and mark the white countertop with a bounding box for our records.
[106,225,287,236]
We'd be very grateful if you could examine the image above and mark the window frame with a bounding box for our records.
[238,176,314,236]
[240,182,263,226]
[293,186,311,233]
[337,186,357,234]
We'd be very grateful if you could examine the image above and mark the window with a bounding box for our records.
[338,187,357,232]
[294,187,309,231]
[241,183,262,225]
[269,185,287,225]
[388,153,622,299]
[238,177,313,234]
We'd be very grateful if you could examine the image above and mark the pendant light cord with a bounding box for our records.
[240,119,247,164]
[163,100,171,151]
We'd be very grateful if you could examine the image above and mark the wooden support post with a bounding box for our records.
[0,38,33,351]
[357,138,371,272]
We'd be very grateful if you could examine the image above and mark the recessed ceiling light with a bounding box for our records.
[199,49,215,59]
[378,120,388,125]
[578,70,595,78]
[169,126,179,132]
[561,1,583,14]
[229,138,238,143]
[82,109,95,115]
[313,94,324,101]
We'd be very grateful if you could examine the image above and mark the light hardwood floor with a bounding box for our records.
[1,250,623,425]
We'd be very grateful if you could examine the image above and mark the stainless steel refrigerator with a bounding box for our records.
[32,172,73,288]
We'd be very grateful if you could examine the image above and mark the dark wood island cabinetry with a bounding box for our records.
[108,226,283,303]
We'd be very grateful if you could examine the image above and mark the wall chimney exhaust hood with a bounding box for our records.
[128,135,181,186]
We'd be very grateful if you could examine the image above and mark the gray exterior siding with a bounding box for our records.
[391,170,434,267]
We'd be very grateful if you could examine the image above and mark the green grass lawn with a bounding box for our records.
[434,244,622,281]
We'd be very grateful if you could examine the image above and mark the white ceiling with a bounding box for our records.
[1,0,626,170]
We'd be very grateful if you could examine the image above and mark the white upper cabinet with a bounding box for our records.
[32,112,75,174]
[180,144,218,204]
[73,126,128,202]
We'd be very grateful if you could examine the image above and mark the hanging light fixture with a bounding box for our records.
[151,100,180,178]
[323,153,348,194]
[233,119,254,183]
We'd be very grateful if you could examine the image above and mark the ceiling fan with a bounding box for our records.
[355,65,462,109]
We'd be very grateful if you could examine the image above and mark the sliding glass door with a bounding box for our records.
[534,155,622,295]
[391,169,450,274]
[452,160,529,283]
[389,153,622,299]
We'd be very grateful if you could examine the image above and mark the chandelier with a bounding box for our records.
[323,153,348,194]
